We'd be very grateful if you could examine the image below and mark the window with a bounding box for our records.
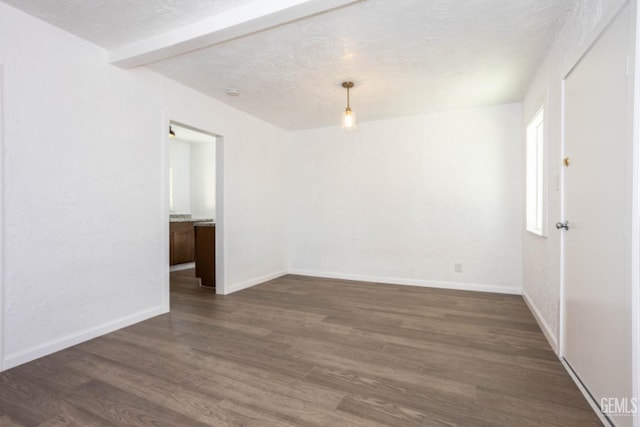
[526,107,545,236]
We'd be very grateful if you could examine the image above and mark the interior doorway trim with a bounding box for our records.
[558,79,566,359]
[631,2,640,426]
[163,116,226,300]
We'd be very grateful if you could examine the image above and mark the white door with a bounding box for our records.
[563,4,632,426]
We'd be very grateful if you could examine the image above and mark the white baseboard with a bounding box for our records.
[0,268,289,369]
[560,358,613,427]
[2,305,167,370]
[522,290,558,353]
[169,262,195,272]
[224,270,288,295]
[0,270,522,370]
[287,269,522,295]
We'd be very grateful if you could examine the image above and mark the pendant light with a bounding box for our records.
[341,81,357,130]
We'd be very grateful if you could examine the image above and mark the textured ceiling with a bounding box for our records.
[1,0,256,49]
[3,0,576,130]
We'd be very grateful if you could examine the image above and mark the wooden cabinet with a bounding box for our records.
[169,222,195,265]
[195,224,215,288]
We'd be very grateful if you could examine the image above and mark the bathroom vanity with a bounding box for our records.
[169,214,213,266]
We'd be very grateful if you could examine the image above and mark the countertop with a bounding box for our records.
[194,222,215,227]
[170,214,214,223]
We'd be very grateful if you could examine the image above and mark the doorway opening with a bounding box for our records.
[165,121,225,301]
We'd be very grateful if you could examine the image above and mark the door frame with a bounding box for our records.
[0,65,5,372]
[631,2,640,425]
[558,2,639,426]
[162,114,227,306]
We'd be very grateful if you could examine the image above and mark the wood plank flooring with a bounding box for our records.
[0,270,601,426]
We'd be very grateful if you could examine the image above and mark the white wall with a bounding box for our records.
[0,3,288,370]
[169,140,191,214]
[168,139,216,218]
[223,121,288,293]
[288,103,523,293]
[190,142,216,219]
[3,0,623,375]
[522,0,627,350]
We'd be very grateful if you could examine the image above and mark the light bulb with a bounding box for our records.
[342,108,357,130]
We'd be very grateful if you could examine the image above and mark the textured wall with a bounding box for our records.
[0,3,288,369]
[288,103,523,293]
[522,0,627,349]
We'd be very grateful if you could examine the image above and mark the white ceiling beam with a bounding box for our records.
[109,0,359,68]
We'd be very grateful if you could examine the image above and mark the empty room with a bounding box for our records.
[0,0,639,426]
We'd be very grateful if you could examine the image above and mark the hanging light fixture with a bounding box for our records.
[341,81,357,130]
[169,126,176,138]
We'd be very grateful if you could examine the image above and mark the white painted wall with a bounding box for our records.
[288,104,523,293]
[169,140,191,214]
[168,139,216,218]
[3,0,628,383]
[222,121,288,293]
[190,142,216,219]
[522,0,628,351]
[0,3,288,369]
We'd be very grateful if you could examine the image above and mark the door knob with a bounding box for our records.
[556,221,569,230]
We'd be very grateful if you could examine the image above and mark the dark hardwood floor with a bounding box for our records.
[0,270,601,426]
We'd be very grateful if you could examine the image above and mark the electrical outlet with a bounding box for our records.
[454,263,463,273]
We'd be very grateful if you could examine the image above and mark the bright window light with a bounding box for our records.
[526,107,545,236]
